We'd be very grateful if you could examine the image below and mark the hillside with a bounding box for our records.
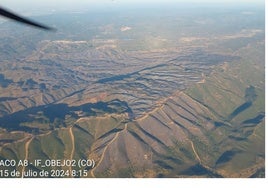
[0,3,265,178]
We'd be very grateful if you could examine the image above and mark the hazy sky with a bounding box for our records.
[1,0,264,7]
[0,0,264,15]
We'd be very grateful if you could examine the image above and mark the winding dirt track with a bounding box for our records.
[69,126,75,174]
[190,140,201,163]
[91,123,128,178]
[21,137,34,178]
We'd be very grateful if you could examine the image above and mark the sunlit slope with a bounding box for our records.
[89,41,264,177]
[0,40,264,177]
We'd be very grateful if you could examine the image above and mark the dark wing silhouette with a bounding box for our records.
[0,6,55,31]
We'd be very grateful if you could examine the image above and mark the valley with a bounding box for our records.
[0,3,265,178]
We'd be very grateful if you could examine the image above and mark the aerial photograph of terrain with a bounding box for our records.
[0,0,265,178]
